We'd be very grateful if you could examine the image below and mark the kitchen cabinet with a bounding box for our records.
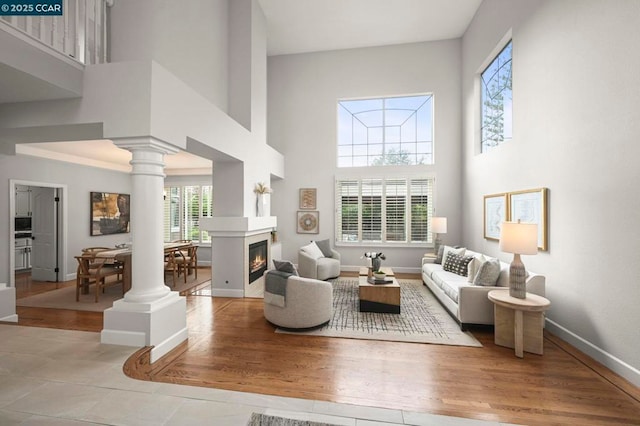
[15,185,32,217]
[15,238,31,270]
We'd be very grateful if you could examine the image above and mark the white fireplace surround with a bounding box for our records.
[201,216,277,298]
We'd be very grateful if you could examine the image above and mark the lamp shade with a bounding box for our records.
[499,221,538,255]
[431,217,447,234]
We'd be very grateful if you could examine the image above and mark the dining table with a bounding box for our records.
[88,241,194,294]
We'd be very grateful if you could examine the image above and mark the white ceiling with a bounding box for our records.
[258,0,482,56]
[13,1,482,172]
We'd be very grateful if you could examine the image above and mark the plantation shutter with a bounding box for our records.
[361,179,382,242]
[336,180,359,242]
[183,186,200,241]
[201,185,213,242]
[410,178,433,243]
[385,179,407,242]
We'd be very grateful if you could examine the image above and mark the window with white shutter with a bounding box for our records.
[163,185,212,244]
[335,177,433,245]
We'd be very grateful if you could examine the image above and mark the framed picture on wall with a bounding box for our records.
[299,188,317,209]
[297,211,319,234]
[508,188,548,251]
[90,192,130,236]
[483,193,507,240]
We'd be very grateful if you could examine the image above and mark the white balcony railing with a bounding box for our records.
[0,0,110,65]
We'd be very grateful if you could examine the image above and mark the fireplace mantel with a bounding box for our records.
[201,216,276,236]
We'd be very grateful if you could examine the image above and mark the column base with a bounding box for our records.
[101,291,187,363]
[0,284,18,323]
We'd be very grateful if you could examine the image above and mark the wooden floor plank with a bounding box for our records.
[8,274,640,425]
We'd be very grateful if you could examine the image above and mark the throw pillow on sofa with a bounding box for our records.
[467,254,487,283]
[473,258,501,286]
[300,241,325,260]
[443,253,475,277]
[441,246,466,267]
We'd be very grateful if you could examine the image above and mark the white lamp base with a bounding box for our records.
[509,253,527,299]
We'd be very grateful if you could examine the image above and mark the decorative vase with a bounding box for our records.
[371,257,382,272]
[256,194,266,217]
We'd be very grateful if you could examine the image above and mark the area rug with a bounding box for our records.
[247,413,338,426]
[276,278,482,347]
[17,270,211,312]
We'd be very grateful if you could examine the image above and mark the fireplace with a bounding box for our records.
[248,240,268,284]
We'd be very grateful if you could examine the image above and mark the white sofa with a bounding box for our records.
[421,248,545,329]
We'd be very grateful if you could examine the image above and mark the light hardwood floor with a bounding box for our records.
[12,273,640,425]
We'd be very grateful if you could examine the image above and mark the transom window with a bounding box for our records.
[481,40,512,152]
[337,95,433,167]
[163,185,212,244]
[335,177,433,245]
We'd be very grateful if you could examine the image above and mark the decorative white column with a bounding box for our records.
[101,137,188,363]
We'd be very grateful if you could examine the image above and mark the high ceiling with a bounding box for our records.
[11,1,482,172]
[258,0,482,56]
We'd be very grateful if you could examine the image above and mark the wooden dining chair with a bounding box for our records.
[164,249,187,287]
[75,254,124,302]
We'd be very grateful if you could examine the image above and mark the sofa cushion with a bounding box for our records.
[467,254,487,283]
[443,253,474,277]
[300,241,324,260]
[432,270,468,303]
[314,239,333,258]
[473,258,501,286]
[422,262,442,280]
[441,246,466,267]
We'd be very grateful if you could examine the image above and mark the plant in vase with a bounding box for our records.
[361,252,386,275]
[253,182,272,216]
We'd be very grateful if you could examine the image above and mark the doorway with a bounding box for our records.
[9,180,67,291]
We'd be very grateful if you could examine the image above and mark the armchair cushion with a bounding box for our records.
[273,260,299,275]
[300,241,324,260]
[314,239,334,258]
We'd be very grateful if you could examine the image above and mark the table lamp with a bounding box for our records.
[431,217,447,255]
[499,220,538,299]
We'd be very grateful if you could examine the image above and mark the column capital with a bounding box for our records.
[112,136,180,156]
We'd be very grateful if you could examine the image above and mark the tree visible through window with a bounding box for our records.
[337,95,433,167]
[481,41,512,152]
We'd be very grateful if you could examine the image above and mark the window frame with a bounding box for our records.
[335,175,435,247]
[480,38,513,153]
[337,94,435,168]
[163,184,213,245]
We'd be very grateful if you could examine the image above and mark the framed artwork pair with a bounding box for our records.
[483,188,548,250]
[297,188,319,234]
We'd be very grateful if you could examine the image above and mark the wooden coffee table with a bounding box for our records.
[358,275,400,314]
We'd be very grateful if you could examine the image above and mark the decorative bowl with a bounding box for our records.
[373,272,386,281]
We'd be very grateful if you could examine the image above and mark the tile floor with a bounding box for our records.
[0,324,517,425]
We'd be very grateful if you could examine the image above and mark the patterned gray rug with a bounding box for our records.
[247,413,338,426]
[276,278,481,347]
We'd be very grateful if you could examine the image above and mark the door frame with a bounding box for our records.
[8,179,67,288]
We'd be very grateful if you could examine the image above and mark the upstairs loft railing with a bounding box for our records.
[0,0,110,65]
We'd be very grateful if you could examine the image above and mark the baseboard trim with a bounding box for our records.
[210,288,244,298]
[546,318,640,387]
[0,314,18,323]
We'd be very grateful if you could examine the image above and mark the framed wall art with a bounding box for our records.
[483,193,507,241]
[297,210,319,234]
[299,188,317,210]
[90,192,130,236]
[508,188,548,251]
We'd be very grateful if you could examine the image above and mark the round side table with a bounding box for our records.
[488,290,551,358]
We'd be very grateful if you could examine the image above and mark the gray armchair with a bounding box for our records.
[298,248,341,280]
[264,271,333,329]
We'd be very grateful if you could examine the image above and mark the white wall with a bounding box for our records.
[0,155,131,284]
[461,0,640,385]
[268,40,462,270]
[109,0,229,112]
